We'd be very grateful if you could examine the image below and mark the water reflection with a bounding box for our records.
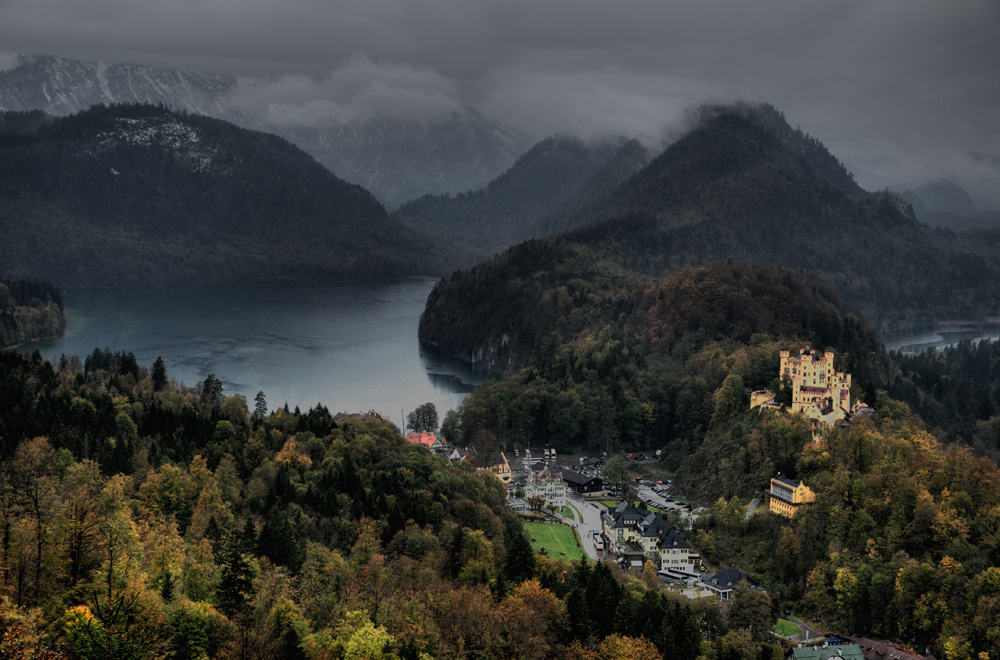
[419,342,490,394]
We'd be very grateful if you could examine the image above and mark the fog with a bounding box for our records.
[1,0,997,204]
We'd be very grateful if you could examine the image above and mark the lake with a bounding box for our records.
[882,323,1000,353]
[20,280,485,426]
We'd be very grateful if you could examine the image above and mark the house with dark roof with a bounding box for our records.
[602,503,700,574]
[527,460,549,473]
[601,501,648,552]
[334,410,388,424]
[561,470,603,493]
[448,446,478,463]
[641,514,701,577]
[852,638,925,660]
[701,567,762,600]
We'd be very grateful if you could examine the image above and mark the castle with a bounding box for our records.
[751,347,867,431]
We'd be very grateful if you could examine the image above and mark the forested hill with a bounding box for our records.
[421,258,889,452]
[431,102,1000,329]
[394,135,649,253]
[0,278,67,348]
[0,104,456,287]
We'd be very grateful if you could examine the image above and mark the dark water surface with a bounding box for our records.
[21,280,484,424]
[883,323,1000,353]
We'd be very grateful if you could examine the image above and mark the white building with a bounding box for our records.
[523,469,566,508]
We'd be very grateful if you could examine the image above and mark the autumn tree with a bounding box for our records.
[602,456,631,492]
[726,580,774,642]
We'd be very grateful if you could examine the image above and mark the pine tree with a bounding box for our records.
[151,356,167,391]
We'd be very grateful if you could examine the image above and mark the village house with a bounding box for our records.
[405,431,447,452]
[769,473,816,518]
[561,470,603,494]
[488,452,513,485]
[448,446,478,463]
[523,467,566,506]
[334,410,387,424]
[601,502,701,576]
[851,638,926,660]
[701,566,763,600]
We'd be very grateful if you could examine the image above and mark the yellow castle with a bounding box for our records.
[751,347,865,431]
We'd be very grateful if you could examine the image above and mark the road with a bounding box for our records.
[566,495,608,560]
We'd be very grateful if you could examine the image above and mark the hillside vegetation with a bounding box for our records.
[423,103,1000,334]
[0,278,66,348]
[685,405,1000,660]
[423,259,888,456]
[0,347,774,660]
[0,104,456,288]
[423,255,1000,658]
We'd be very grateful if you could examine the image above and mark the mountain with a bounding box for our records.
[0,104,452,287]
[420,102,1000,360]
[283,107,531,209]
[900,179,1000,232]
[0,54,245,118]
[0,54,530,207]
[394,135,650,252]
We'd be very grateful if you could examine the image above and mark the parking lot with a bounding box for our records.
[634,481,686,513]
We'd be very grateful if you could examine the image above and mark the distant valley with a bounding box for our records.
[394,136,650,253]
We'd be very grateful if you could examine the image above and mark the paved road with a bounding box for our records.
[745,497,760,519]
[568,495,608,560]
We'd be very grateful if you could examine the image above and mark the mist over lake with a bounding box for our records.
[21,279,484,424]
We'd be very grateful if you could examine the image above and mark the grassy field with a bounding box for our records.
[524,522,586,561]
[775,618,800,637]
[597,499,641,508]
[559,506,575,519]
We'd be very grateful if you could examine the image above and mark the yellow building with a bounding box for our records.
[752,348,867,433]
[769,474,815,518]
[781,347,852,423]
[488,452,513,485]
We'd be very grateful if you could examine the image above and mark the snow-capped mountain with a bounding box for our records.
[0,54,530,207]
[0,54,245,118]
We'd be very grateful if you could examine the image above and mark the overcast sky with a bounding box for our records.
[1,0,998,201]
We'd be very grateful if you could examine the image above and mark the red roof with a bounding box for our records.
[406,432,440,448]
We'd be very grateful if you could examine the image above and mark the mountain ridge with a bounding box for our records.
[0,53,530,207]
[0,103,454,287]
[395,135,650,252]
[420,102,1000,365]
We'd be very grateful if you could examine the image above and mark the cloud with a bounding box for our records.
[0,0,996,195]
[236,54,465,126]
[0,52,19,72]
[478,67,737,146]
